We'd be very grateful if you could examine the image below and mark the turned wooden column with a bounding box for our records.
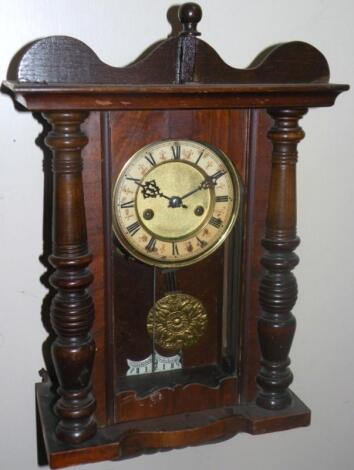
[257,108,307,410]
[43,111,97,443]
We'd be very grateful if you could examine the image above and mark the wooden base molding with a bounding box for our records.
[36,382,310,469]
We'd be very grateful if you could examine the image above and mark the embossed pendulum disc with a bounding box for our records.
[147,293,207,351]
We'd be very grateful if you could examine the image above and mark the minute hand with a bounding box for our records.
[180,185,203,200]
[200,170,226,189]
[180,170,226,200]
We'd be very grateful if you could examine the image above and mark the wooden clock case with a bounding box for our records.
[2,3,348,469]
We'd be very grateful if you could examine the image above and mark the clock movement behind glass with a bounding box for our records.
[2,2,348,468]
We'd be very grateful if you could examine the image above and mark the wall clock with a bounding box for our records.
[2,2,348,468]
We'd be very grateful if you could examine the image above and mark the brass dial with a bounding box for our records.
[112,139,241,267]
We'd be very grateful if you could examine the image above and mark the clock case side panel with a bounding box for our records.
[106,109,248,423]
[238,109,273,403]
[81,112,111,426]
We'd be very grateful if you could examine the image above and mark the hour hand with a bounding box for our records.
[141,180,167,199]
[141,180,188,208]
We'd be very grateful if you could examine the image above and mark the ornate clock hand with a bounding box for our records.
[200,170,226,189]
[127,178,162,198]
[180,170,227,201]
[139,179,188,208]
[141,180,165,199]
[180,185,203,200]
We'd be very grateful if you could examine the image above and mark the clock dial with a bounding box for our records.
[112,139,241,267]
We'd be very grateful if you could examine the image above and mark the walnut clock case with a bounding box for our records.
[2,3,348,469]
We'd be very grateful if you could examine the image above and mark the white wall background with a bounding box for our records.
[0,1,353,469]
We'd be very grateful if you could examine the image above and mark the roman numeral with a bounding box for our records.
[209,217,222,229]
[127,221,141,236]
[171,144,181,159]
[196,236,207,248]
[211,170,226,181]
[215,195,229,203]
[120,200,134,208]
[144,152,156,167]
[172,242,179,255]
[195,149,205,164]
[145,237,157,252]
[126,176,141,184]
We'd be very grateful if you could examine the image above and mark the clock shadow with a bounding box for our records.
[32,113,57,384]
[33,112,55,466]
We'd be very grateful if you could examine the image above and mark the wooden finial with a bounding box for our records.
[178,3,202,36]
